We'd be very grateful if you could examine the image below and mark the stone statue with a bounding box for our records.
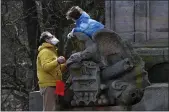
[64,28,150,107]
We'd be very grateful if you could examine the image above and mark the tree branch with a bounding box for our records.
[1,90,13,105]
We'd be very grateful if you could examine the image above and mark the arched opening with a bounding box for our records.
[148,62,169,83]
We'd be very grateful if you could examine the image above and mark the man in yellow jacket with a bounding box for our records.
[37,31,66,111]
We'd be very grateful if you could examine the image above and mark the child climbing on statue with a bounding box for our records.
[66,6,104,39]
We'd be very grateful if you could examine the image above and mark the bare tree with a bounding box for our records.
[1,0,33,110]
[1,0,105,110]
[22,0,41,90]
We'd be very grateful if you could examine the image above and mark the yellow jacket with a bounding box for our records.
[36,43,66,88]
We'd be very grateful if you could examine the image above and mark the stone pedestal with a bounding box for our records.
[132,83,168,111]
[29,91,43,111]
[29,83,168,111]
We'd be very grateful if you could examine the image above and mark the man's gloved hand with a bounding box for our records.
[57,56,66,64]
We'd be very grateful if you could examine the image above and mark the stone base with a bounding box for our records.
[29,83,169,111]
[29,91,43,111]
[132,83,168,111]
[69,106,127,111]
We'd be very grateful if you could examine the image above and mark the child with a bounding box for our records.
[66,6,104,39]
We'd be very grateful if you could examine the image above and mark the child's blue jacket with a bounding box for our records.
[73,12,104,37]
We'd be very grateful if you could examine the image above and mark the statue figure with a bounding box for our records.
[64,28,151,107]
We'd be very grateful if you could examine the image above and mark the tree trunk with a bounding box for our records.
[22,0,40,91]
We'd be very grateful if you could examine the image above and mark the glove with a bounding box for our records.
[67,29,74,39]
[67,32,74,39]
[57,56,66,64]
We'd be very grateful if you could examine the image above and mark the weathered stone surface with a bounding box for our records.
[132,38,168,48]
[134,48,169,69]
[114,1,134,32]
[70,106,127,111]
[135,48,168,56]
[66,29,150,107]
[66,52,83,67]
[102,58,134,80]
[132,83,169,111]
[118,32,134,42]
[150,1,168,32]
[29,91,43,111]
[150,32,168,39]
[29,84,168,111]
[106,1,168,43]
[135,1,147,31]
[134,32,147,43]
[69,61,100,106]
[105,0,111,29]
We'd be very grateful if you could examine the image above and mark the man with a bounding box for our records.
[66,6,104,39]
[36,31,66,111]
